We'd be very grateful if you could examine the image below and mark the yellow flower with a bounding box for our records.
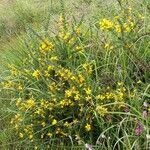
[64,121,70,127]
[130,22,134,28]
[52,119,57,125]
[104,43,114,50]
[35,108,44,116]
[32,70,41,80]
[29,134,33,139]
[85,124,91,132]
[39,39,54,53]
[96,106,108,117]
[117,82,123,86]
[50,56,58,61]
[115,24,121,33]
[16,98,21,107]
[138,14,145,20]
[47,132,52,137]
[3,81,15,88]
[76,46,83,52]
[19,133,24,138]
[18,85,23,90]
[9,65,18,76]
[84,87,92,95]
[86,96,92,101]
[63,32,70,40]
[74,93,80,101]
[82,63,88,69]
[96,95,105,101]
[106,92,114,99]
[75,27,81,35]
[65,90,72,98]
[44,71,50,77]
[123,23,130,32]
[83,63,92,74]
[47,65,54,71]
[26,98,35,108]
[73,119,79,124]
[115,91,124,101]
[99,19,114,30]
[41,122,46,127]
[68,37,75,44]
[77,74,85,85]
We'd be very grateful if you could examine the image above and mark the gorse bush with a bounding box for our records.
[0,0,149,149]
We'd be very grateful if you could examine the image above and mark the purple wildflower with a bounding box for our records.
[123,106,129,112]
[135,123,143,136]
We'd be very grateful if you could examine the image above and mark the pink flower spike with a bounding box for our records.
[135,123,143,136]
[142,111,148,118]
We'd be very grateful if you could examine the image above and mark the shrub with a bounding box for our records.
[0,0,149,149]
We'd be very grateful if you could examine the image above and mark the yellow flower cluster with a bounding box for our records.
[96,82,126,111]
[96,106,108,117]
[1,79,23,91]
[58,14,82,48]
[99,7,143,33]
[99,18,134,33]
[39,39,54,54]
[32,70,41,80]
[99,19,114,30]
[9,63,129,142]
[16,98,36,111]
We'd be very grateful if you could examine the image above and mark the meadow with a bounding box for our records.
[0,0,150,149]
